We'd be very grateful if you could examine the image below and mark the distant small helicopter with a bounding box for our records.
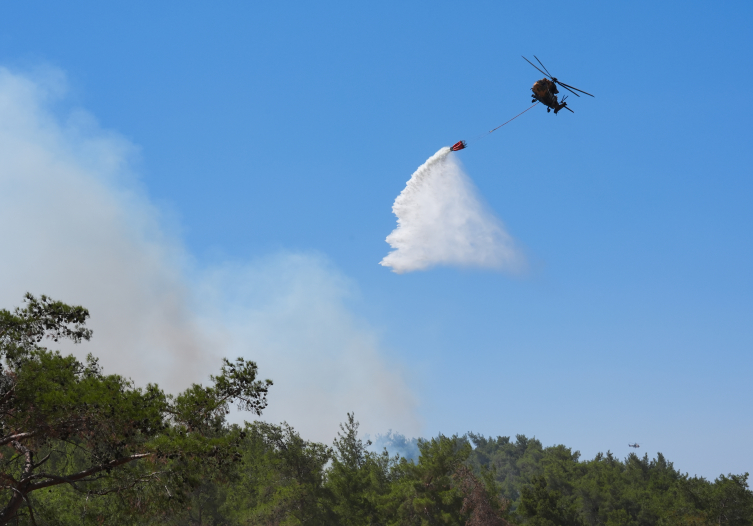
[522,56,594,114]
[628,443,640,448]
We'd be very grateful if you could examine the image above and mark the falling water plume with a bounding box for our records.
[380,147,525,274]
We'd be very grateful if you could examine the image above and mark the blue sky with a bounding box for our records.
[0,1,751,479]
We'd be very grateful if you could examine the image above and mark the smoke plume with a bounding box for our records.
[380,148,525,274]
[0,66,420,443]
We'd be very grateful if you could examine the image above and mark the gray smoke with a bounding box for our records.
[369,430,420,462]
[0,66,420,443]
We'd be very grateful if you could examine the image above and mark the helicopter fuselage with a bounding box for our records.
[522,56,593,113]
[531,78,568,114]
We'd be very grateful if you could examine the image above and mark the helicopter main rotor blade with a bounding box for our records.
[558,83,581,97]
[533,55,554,78]
[557,81,595,97]
[521,56,550,78]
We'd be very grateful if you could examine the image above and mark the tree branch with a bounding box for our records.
[0,432,36,448]
[0,385,17,408]
[0,441,34,525]
[75,470,170,496]
[26,453,152,491]
[30,454,50,471]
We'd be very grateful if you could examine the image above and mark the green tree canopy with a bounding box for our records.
[0,294,272,525]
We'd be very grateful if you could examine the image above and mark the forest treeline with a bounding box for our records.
[2,295,751,525]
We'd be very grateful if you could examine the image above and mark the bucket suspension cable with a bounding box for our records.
[451,102,539,152]
[484,102,539,136]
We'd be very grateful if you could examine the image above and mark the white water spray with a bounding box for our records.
[380,147,525,274]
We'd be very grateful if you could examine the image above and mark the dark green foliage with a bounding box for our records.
[518,475,585,526]
[466,432,545,506]
[382,435,471,525]
[0,293,92,359]
[381,434,510,526]
[680,473,753,526]
[326,412,390,526]
[3,294,752,525]
[224,421,333,525]
[469,432,753,526]
[0,294,271,525]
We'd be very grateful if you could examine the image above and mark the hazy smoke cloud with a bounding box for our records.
[0,67,419,442]
[381,147,525,274]
[369,430,420,462]
[199,255,420,442]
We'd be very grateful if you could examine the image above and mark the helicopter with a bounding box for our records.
[522,56,594,114]
[628,443,640,448]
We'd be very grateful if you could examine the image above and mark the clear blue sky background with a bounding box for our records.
[1,1,751,478]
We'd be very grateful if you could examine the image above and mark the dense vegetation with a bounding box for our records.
[2,296,751,525]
